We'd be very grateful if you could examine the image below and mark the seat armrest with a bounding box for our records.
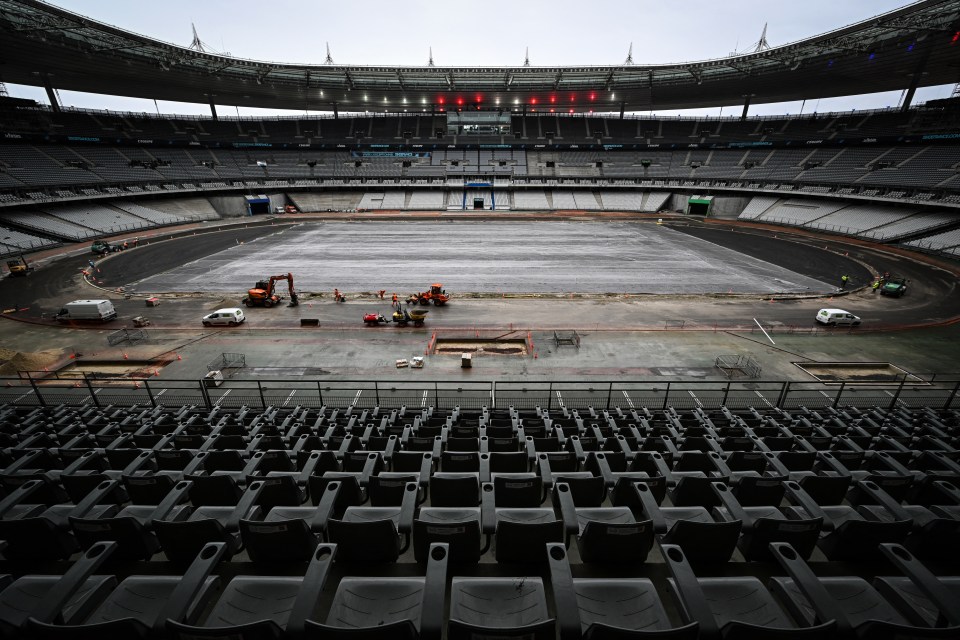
[181,451,209,476]
[590,452,615,488]
[762,451,791,476]
[816,451,852,477]
[708,451,732,476]
[297,451,323,486]
[661,543,718,638]
[854,479,913,523]
[769,542,847,633]
[290,433,310,455]
[121,450,155,476]
[711,481,753,530]
[419,543,449,640]
[382,435,398,463]
[30,541,119,624]
[70,478,121,518]
[150,480,193,522]
[286,544,337,640]
[553,483,579,543]
[63,450,100,475]
[479,453,491,484]
[360,453,379,486]
[783,481,833,531]
[537,453,554,488]
[226,480,266,531]
[481,482,496,534]
[0,478,44,518]
[633,482,667,534]
[546,543,582,640]
[157,542,227,634]
[310,481,341,534]
[240,451,265,477]
[418,454,434,488]
[397,482,418,535]
[879,543,960,627]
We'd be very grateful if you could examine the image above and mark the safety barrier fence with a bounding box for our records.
[1,376,957,413]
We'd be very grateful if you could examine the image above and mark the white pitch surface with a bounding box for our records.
[133,221,834,294]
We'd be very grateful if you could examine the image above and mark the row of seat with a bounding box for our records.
[3,538,958,639]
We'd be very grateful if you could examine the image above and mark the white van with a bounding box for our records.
[56,299,117,323]
[816,308,861,326]
[202,308,246,327]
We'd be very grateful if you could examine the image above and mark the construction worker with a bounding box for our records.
[334,288,342,303]
[840,275,849,289]
[872,280,880,293]
[392,293,399,310]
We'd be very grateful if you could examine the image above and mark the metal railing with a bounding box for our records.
[2,376,957,413]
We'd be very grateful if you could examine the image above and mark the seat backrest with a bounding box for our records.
[739,516,822,562]
[489,451,527,473]
[153,518,230,564]
[327,518,400,563]
[798,474,851,506]
[579,520,654,564]
[239,518,318,563]
[122,473,175,505]
[368,475,418,507]
[662,518,742,564]
[413,515,481,565]
[186,474,242,506]
[441,451,480,473]
[70,516,158,563]
[494,519,563,563]
[430,475,480,507]
[553,474,605,508]
[824,519,913,561]
[493,476,542,509]
[0,515,78,562]
[733,476,787,507]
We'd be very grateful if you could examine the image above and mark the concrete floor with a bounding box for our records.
[132,221,835,295]
[1,215,958,388]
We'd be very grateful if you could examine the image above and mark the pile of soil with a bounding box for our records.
[0,347,63,376]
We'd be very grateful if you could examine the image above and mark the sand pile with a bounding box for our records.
[0,347,63,376]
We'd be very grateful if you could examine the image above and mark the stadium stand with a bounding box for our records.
[0,398,958,637]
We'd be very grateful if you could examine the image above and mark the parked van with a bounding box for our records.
[816,308,861,326]
[56,299,117,323]
[202,308,246,327]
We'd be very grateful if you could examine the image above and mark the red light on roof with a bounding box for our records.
[569,109,574,114]
[438,97,445,105]
[550,96,556,103]
[475,95,482,103]
[589,93,596,100]
[456,98,463,105]
[550,108,555,113]
[531,98,537,105]
[953,31,959,43]
[570,94,576,102]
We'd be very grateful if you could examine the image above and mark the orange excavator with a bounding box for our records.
[408,283,450,306]
[243,273,299,308]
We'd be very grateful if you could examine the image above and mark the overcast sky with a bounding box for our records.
[5,0,955,116]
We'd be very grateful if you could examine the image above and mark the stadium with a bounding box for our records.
[0,0,959,636]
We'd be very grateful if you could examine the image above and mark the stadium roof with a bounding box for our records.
[1,0,959,113]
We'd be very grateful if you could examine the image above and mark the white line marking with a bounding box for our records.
[621,390,635,409]
[421,390,428,408]
[688,390,703,409]
[351,390,362,407]
[155,389,167,397]
[555,391,565,409]
[282,390,296,407]
[754,390,774,408]
[14,389,35,403]
[214,389,231,406]
[753,318,776,345]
